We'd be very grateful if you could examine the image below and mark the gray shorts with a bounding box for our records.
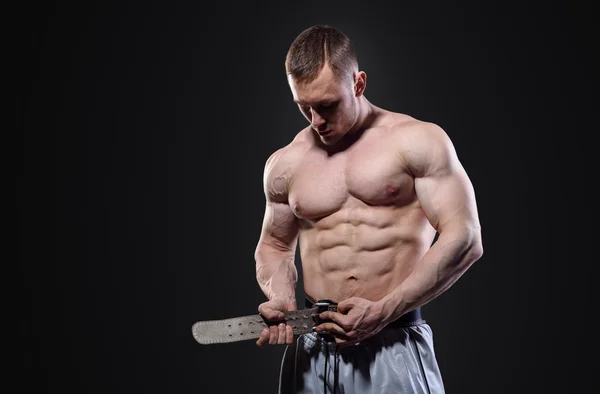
[278,323,445,394]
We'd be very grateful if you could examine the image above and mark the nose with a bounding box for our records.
[310,109,327,131]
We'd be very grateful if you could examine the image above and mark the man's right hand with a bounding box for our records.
[256,298,297,346]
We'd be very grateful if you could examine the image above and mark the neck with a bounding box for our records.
[318,98,380,155]
[350,97,379,134]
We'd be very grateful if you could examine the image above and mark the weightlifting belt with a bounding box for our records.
[191,298,425,345]
[191,300,338,345]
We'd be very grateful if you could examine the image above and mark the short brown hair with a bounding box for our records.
[285,25,358,84]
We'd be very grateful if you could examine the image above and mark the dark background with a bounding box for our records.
[18,1,596,393]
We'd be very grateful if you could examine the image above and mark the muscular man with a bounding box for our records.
[254,25,483,393]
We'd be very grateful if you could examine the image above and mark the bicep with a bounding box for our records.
[257,199,299,253]
[408,125,480,233]
[256,147,300,254]
[415,166,480,233]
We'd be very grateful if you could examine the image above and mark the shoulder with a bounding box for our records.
[262,128,313,201]
[389,118,458,177]
[263,128,312,175]
[389,118,449,144]
[374,111,449,147]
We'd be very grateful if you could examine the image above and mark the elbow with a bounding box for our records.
[467,227,484,263]
[469,239,484,263]
[441,221,483,260]
[254,246,264,265]
[254,241,273,265]
[447,223,483,266]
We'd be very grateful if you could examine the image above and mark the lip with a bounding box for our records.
[317,130,332,136]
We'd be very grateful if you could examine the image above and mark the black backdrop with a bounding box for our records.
[18,1,597,393]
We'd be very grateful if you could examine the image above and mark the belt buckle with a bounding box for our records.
[313,299,337,342]
[314,299,337,314]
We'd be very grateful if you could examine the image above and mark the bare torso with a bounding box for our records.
[280,111,437,303]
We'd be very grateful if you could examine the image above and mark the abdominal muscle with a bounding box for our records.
[298,198,437,304]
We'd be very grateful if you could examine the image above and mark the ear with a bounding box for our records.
[354,71,367,97]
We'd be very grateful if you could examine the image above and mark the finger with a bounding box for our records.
[269,325,279,345]
[259,306,285,321]
[334,336,349,344]
[256,328,270,347]
[285,324,294,344]
[334,336,359,344]
[277,323,286,345]
[320,311,350,327]
[337,298,356,314]
[315,322,348,337]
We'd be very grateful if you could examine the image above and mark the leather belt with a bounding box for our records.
[191,300,338,345]
[191,298,425,345]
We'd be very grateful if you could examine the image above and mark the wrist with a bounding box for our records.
[271,294,296,305]
[377,292,405,323]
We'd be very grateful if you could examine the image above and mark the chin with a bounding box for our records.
[321,134,342,145]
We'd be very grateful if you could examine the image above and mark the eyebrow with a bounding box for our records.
[293,99,337,106]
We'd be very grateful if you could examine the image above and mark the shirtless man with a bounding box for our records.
[253,25,483,393]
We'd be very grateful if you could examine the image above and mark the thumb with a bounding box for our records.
[259,303,285,321]
[337,298,356,314]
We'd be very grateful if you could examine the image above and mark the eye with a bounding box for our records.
[320,101,338,111]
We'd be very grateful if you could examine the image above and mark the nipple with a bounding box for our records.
[386,185,400,196]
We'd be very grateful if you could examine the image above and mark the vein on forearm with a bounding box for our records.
[385,225,482,319]
[255,245,298,301]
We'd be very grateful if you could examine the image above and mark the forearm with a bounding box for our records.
[254,246,298,303]
[380,225,483,321]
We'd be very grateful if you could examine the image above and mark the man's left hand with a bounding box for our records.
[315,297,388,344]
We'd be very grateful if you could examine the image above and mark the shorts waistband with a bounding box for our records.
[305,295,425,328]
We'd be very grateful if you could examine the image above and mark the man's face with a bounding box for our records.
[288,64,358,145]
